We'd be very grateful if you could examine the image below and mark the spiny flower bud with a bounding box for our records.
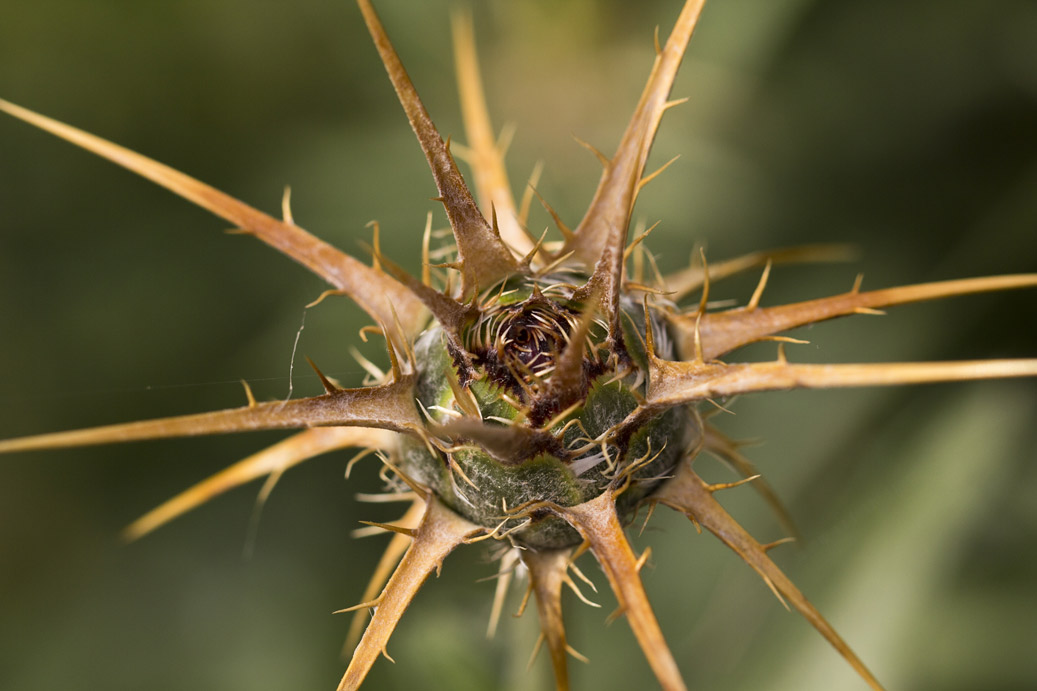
[403,275,697,550]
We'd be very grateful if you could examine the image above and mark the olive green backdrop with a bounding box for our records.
[1,1,1035,690]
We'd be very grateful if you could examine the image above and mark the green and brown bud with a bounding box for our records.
[403,275,699,549]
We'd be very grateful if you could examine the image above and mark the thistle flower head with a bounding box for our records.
[1,1,1036,690]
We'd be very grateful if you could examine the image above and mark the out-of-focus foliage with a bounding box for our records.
[0,1,1034,689]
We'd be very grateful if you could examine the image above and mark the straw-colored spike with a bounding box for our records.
[675,274,1037,360]
[622,220,661,264]
[562,563,600,608]
[338,496,483,691]
[518,161,544,228]
[124,426,395,542]
[646,355,1037,407]
[572,134,610,169]
[451,10,534,258]
[565,0,707,268]
[521,548,573,691]
[306,356,343,394]
[703,424,799,541]
[355,521,415,538]
[703,475,760,493]
[745,260,773,311]
[530,185,575,242]
[486,547,520,639]
[281,185,295,225]
[663,243,856,302]
[357,0,518,297]
[0,376,422,455]
[344,497,425,655]
[240,380,258,408]
[652,461,884,691]
[0,98,427,345]
[636,154,680,194]
[558,492,686,691]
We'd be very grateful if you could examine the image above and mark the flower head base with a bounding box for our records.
[1,1,1036,690]
[404,274,696,550]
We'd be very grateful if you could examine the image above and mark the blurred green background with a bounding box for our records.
[1,0,1035,689]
